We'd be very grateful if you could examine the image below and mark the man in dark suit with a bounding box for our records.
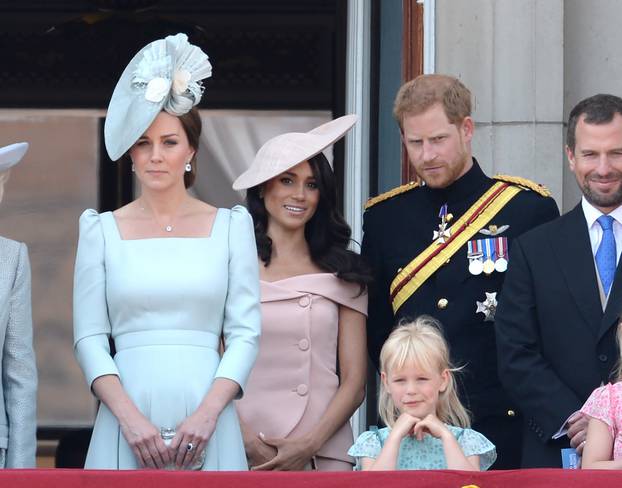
[362,74,559,469]
[495,93,622,467]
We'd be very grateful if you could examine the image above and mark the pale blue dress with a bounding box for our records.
[348,425,496,470]
[73,206,261,470]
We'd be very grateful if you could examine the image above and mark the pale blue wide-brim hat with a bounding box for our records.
[104,33,212,161]
[0,142,29,172]
[232,114,358,191]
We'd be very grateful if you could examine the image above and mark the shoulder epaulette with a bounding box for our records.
[364,181,420,210]
[493,174,551,197]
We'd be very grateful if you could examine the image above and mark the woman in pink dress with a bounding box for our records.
[233,115,371,471]
[581,323,622,469]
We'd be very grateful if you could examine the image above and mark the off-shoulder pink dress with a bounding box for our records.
[236,273,367,470]
[581,382,622,460]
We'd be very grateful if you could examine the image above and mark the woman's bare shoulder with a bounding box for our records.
[112,201,141,220]
[189,198,218,215]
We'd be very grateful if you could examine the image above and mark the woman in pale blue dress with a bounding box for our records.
[73,34,261,470]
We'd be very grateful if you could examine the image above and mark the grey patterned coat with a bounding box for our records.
[0,237,37,467]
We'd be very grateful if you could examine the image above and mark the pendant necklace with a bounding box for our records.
[139,199,183,233]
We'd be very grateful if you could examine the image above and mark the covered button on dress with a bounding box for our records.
[236,273,367,469]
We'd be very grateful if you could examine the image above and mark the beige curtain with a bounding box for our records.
[193,110,332,208]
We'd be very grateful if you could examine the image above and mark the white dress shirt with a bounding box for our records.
[581,196,622,265]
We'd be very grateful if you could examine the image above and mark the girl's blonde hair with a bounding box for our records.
[378,316,471,428]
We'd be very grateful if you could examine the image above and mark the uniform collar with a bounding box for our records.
[423,158,490,206]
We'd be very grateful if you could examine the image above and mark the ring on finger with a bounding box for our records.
[186,442,194,452]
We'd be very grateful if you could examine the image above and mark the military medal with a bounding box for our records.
[469,258,484,275]
[479,224,510,236]
[476,292,498,321]
[433,203,451,244]
[482,238,495,275]
[494,237,509,272]
[467,240,484,275]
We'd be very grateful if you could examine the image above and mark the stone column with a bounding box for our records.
[435,0,565,208]
[563,0,622,211]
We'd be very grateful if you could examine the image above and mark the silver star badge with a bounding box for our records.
[433,222,451,244]
[476,292,497,322]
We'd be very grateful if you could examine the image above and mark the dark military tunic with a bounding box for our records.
[362,159,559,469]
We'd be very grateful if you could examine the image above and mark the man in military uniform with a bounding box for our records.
[362,74,559,469]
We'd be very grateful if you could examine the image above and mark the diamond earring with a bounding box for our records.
[185,162,192,172]
[131,164,135,172]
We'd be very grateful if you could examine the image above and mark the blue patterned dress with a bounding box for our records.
[348,425,496,470]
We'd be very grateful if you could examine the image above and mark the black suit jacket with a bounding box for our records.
[495,203,620,468]
[362,161,560,469]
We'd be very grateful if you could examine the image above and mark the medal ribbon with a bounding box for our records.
[484,238,495,262]
[390,182,522,313]
[439,203,448,220]
[495,237,507,259]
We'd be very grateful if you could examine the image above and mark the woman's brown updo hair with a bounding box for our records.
[178,107,202,189]
[124,107,202,189]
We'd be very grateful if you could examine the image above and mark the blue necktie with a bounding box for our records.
[596,215,616,295]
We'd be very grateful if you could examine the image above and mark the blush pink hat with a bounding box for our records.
[232,114,357,190]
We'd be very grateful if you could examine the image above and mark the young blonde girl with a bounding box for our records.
[581,323,622,469]
[349,317,496,470]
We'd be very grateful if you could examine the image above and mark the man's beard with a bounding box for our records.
[582,174,622,209]
[419,152,470,189]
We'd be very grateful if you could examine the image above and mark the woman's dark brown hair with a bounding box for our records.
[246,152,372,292]
[124,107,202,188]
[178,107,202,189]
